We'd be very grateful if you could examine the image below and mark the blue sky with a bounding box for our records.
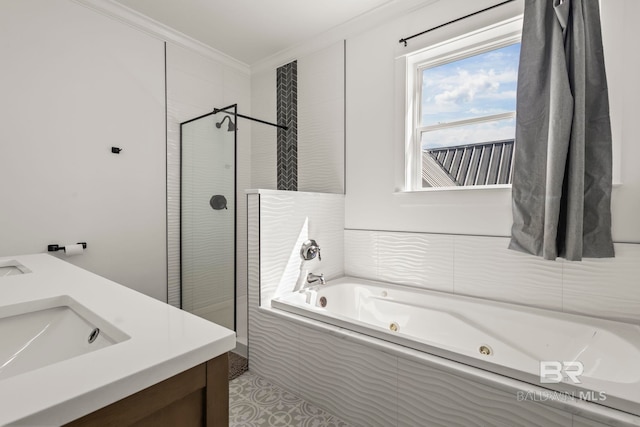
[421,43,520,149]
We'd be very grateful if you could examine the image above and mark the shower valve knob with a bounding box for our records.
[301,240,321,261]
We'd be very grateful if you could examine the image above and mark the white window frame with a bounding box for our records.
[404,16,523,191]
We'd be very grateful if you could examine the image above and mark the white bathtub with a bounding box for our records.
[271,276,640,417]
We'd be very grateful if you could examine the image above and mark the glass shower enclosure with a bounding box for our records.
[180,105,236,331]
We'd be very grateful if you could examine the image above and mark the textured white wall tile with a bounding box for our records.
[572,415,614,427]
[234,92,252,341]
[398,357,572,427]
[297,324,397,427]
[293,41,345,194]
[259,191,345,303]
[248,309,301,394]
[345,230,640,323]
[247,194,260,310]
[377,231,454,292]
[180,119,235,330]
[166,103,181,308]
[562,243,640,322]
[250,69,278,190]
[248,193,302,392]
[165,41,252,336]
[344,229,378,280]
[307,192,345,281]
[166,44,225,308]
[453,235,564,310]
[259,192,303,303]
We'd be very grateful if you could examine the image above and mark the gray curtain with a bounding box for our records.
[509,0,614,261]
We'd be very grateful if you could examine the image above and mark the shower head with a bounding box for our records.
[215,115,236,132]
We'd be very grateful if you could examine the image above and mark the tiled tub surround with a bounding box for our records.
[272,277,640,419]
[252,305,639,427]
[247,190,345,306]
[248,190,640,426]
[247,189,345,395]
[345,230,640,324]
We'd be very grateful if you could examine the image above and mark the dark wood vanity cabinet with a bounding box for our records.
[64,353,228,427]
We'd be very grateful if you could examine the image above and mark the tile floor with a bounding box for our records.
[229,371,352,427]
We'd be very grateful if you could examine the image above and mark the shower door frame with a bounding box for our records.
[179,104,237,332]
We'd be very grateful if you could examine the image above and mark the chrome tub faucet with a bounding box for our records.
[307,272,325,285]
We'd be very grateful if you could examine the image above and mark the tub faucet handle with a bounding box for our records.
[301,240,321,261]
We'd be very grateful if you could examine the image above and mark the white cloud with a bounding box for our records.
[429,68,517,109]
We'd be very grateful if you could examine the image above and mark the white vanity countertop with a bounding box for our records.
[0,254,235,426]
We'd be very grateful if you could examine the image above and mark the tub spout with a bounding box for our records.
[307,272,325,285]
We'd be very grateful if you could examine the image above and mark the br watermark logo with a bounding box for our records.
[516,361,607,402]
[539,361,583,384]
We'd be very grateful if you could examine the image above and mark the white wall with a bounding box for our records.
[344,0,640,241]
[248,0,640,241]
[250,68,278,189]
[166,42,251,345]
[0,0,167,300]
[251,41,345,193]
[0,0,253,341]
[298,41,345,194]
[601,0,640,242]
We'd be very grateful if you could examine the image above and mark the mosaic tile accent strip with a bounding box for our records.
[230,372,351,427]
[276,60,298,191]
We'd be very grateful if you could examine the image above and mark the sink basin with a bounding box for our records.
[0,296,129,380]
[0,260,31,277]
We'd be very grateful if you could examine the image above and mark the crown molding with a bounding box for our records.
[71,0,250,75]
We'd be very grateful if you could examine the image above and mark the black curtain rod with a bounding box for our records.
[213,107,288,131]
[399,0,516,47]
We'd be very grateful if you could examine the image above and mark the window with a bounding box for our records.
[405,17,523,190]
